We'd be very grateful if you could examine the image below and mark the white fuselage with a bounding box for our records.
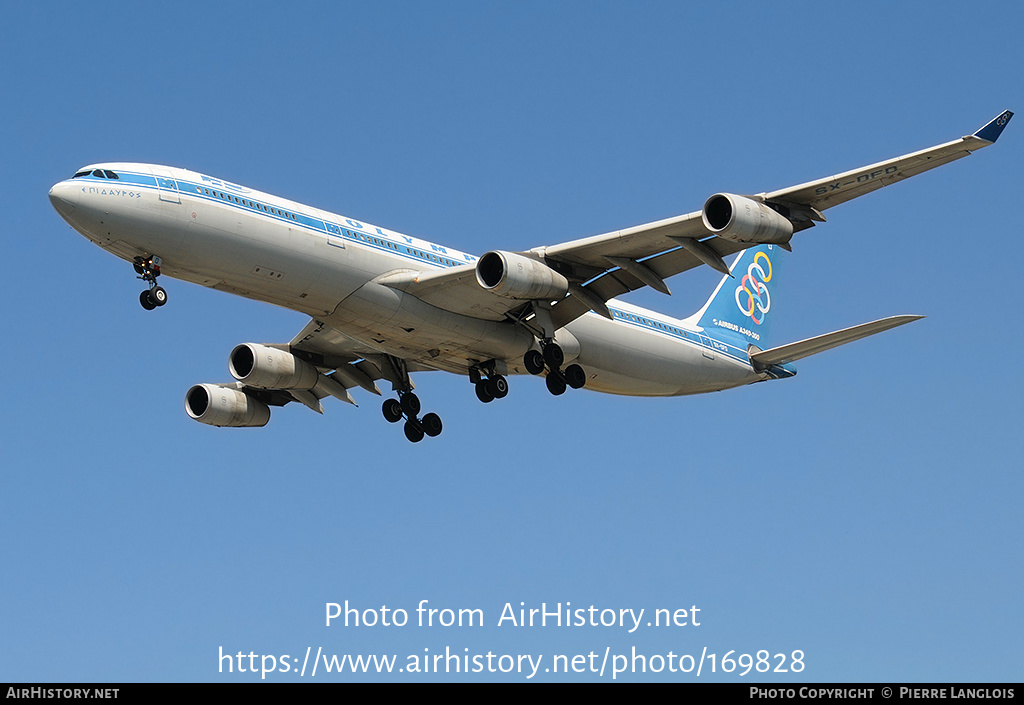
[49,163,767,397]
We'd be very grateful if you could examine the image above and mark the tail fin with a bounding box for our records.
[687,244,784,349]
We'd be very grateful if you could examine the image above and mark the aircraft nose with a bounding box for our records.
[48,181,79,215]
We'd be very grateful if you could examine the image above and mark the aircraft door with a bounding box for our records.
[151,167,181,204]
[699,334,715,360]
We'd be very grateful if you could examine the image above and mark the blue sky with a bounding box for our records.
[2,1,1021,682]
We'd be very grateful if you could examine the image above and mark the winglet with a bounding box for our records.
[973,110,1013,144]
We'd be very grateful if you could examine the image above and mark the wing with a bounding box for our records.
[374,265,520,321]
[763,111,1013,211]
[388,110,1012,331]
[539,110,1013,328]
[190,318,440,427]
[285,317,446,395]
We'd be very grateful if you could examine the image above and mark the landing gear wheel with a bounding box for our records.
[524,349,545,375]
[546,372,567,396]
[421,412,443,437]
[486,375,509,399]
[564,363,586,389]
[543,343,564,369]
[382,399,403,423]
[400,392,421,417]
[135,257,166,309]
[475,380,495,403]
[404,419,424,443]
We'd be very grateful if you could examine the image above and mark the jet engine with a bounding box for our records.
[185,384,270,427]
[476,251,569,300]
[702,193,794,244]
[229,343,320,389]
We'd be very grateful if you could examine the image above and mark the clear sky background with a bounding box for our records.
[2,1,1020,683]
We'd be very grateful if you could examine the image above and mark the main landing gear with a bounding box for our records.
[134,256,168,311]
[469,362,509,404]
[379,356,442,443]
[381,391,443,443]
[524,342,586,396]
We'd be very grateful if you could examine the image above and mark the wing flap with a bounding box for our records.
[549,238,747,330]
[287,318,384,395]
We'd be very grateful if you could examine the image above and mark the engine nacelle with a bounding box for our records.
[702,193,794,244]
[185,384,270,427]
[476,251,569,300]
[229,343,320,390]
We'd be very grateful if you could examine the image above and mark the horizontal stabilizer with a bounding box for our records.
[750,315,924,367]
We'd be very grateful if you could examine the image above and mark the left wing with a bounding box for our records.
[374,266,523,321]
[386,110,1011,330]
[540,110,1012,328]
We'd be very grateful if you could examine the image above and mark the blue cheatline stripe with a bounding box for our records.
[608,308,750,365]
[101,171,478,271]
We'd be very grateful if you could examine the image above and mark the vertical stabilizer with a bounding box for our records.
[687,244,784,349]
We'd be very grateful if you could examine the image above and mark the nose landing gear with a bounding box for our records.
[135,256,167,310]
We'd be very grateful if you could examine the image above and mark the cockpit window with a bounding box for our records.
[84,168,120,179]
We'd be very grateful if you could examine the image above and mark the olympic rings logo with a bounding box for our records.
[734,252,772,325]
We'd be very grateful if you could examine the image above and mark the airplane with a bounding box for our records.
[48,110,1012,442]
